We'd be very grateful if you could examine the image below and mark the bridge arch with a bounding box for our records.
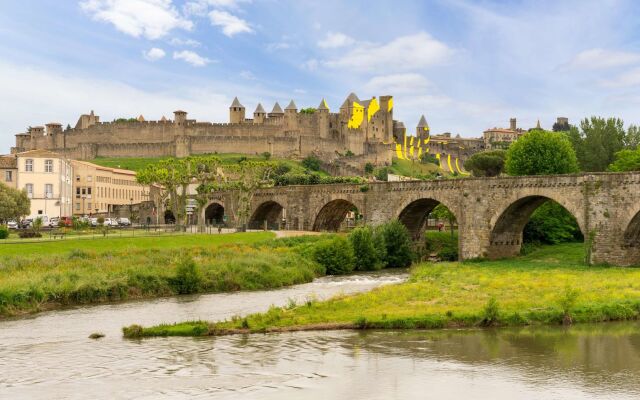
[313,199,360,232]
[624,209,640,247]
[203,201,225,225]
[488,194,584,259]
[248,200,284,230]
[396,197,459,240]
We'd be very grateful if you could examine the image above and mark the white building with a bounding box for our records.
[15,150,73,218]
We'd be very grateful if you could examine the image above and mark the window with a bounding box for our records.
[87,187,92,195]
[76,187,80,198]
[87,202,92,210]
[81,188,86,195]
[75,203,80,210]
[25,159,33,172]
[45,184,53,198]
[4,171,12,182]
[76,175,80,182]
[44,159,53,173]
[87,175,92,182]
[25,183,33,198]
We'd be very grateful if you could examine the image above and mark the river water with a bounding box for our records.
[1,271,640,399]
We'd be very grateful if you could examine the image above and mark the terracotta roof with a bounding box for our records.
[16,149,64,158]
[70,160,137,176]
[0,155,17,169]
[484,128,517,134]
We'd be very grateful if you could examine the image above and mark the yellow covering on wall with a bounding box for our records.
[347,101,365,129]
[367,97,379,122]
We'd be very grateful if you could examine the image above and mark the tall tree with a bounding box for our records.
[625,125,640,150]
[573,117,626,171]
[505,129,579,176]
[0,183,30,223]
[608,148,640,172]
[463,150,506,177]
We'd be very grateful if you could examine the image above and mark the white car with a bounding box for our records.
[103,218,119,227]
[89,218,98,227]
[7,220,18,229]
[48,217,60,227]
[117,217,131,226]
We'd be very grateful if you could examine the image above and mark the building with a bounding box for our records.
[70,160,150,216]
[0,155,17,189]
[12,93,399,172]
[483,118,525,149]
[14,150,73,218]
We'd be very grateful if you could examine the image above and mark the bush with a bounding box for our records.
[302,155,321,171]
[374,167,389,181]
[274,162,291,176]
[349,227,383,271]
[170,257,202,294]
[261,152,271,160]
[420,153,440,166]
[364,162,374,174]
[313,236,355,275]
[380,220,413,268]
[463,150,506,177]
[0,226,8,239]
[523,201,583,244]
[424,232,458,261]
[18,231,42,238]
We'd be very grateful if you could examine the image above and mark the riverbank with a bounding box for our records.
[123,243,640,338]
[0,232,332,318]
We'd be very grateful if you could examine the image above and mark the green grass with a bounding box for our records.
[389,158,442,179]
[91,153,327,174]
[0,232,272,256]
[124,243,640,337]
[0,232,334,317]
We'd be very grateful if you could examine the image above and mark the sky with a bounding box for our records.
[1,0,640,153]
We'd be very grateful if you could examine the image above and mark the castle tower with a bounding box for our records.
[317,98,330,139]
[229,97,245,124]
[510,117,517,131]
[378,95,394,143]
[268,102,284,120]
[253,103,266,124]
[284,100,298,130]
[416,115,430,142]
[174,110,187,125]
[340,92,360,117]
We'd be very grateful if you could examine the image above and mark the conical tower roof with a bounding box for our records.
[285,100,297,110]
[318,98,329,110]
[417,115,429,128]
[346,92,360,102]
[535,119,541,129]
[254,103,266,114]
[230,97,244,108]
[137,115,145,122]
[270,102,284,114]
[395,121,405,129]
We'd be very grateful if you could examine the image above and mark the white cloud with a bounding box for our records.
[239,70,256,80]
[266,42,291,52]
[294,88,306,94]
[143,47,166,61]
[364,73,431,94]
[80,0,193,40]
[317,32,355,49]
[601,67,640,88]
[173,50,212,66]
[183,0,250,16]
[564,48,640,70]
[301,59,319,71]
[208,10,253,37]
[169,37,201,47]
[324,32,454,72]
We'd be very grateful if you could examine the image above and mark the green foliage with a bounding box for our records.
[380,220,413,268]
[274,162,291,175]
[419,153,440,166]
[274,173,364,186]
[345,150,355,157]
[481,297,500,326]
[0,183,30,223]
[552,120,570,132]
[299,107,316,114]
[463,150,506,177]
[261,152,271,160]
[0,226,8,239]
[31,217,43,234]
[374,167,389,181]
[113,117,138,123]
[171,256,202,294]
[430,204,456,234]
[364,162,374,175]
[313,236,355,275]
[505,129,579,176]
[349,226,383,271]
[424,231,458,261]
[523,201,583,245]
[608,148,640,172]
[566,117,629,172]
[302,155,321,171]
[559,285,580,317]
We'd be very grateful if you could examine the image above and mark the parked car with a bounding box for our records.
[7,220,18,229]
[117,217,131,226]
[48,217,60,228]
[89,217,98,227]
[103,218,119,227]
[59,217,73,227]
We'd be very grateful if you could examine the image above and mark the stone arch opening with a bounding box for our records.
[489,196,583,259]
[248,201,284,230]
[398,198,457,240]
[313,199,360,232]
[204,202,225,225]
[164,210,175,224]
[624,211,640,247]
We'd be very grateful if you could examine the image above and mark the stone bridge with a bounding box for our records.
[201,172,640,266]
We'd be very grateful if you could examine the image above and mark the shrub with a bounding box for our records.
[0,226,8,239]
[420,153,440,166]
[261,152,271,160]
[374,167,389,181]
[463,150,506,177]
[349,227,383,271]
[171,257,202,294]
[481,297,500,326]
[19,231,41,238]
[274,162,291,176]
[364,163,374,174]
[302,155,321,171]
[424,232,458,261]
[313,236,355,275]
[380,220,413,268]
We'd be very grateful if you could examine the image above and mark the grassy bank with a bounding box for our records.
[123,243,640,338]
[0,232,329,317]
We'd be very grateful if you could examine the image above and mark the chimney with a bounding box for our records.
[509,118,517,131]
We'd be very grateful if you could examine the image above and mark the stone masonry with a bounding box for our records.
[201,171,640,267]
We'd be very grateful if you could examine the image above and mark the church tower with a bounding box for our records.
[229,97,245,124]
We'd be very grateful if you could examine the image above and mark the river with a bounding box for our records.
[1,271,640,399]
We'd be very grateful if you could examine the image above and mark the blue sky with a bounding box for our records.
[1,0,640,152]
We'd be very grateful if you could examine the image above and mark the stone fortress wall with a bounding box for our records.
[12,93,399,172]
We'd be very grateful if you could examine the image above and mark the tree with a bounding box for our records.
[299,107,316,114]
[523,202,583,245]
[380,220,413,268]
[349,226,383,271]
[463,150,506,177]
[420,153,440,165]
[313,236,355,275]
[552,120,570,132]
[505,129,579,176]
[608,148,640,172]
[0,183,30,223]
[302,155,321,171]
[625,125,640,150]
[569,117,626,171]
[430,204,457,237]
